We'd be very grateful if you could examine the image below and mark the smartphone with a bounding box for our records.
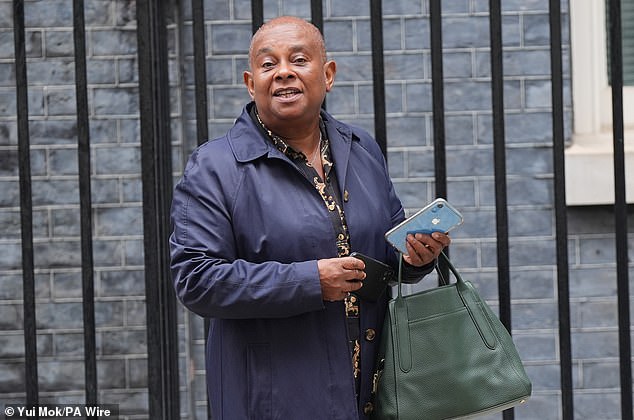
[385,198,463,254]
[350,252,395,301]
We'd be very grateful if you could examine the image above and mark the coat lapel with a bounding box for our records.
[322,111,355,196]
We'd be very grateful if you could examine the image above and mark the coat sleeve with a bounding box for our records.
[169,145,325,319]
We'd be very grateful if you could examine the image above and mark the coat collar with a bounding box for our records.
[228,102,358,194]
[228,103,355,160]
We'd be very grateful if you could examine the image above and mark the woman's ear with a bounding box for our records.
[243,71,255,98]
[324,60,336,92]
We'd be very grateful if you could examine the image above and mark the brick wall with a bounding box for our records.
[0,1,154,418]
[1,0,631,419]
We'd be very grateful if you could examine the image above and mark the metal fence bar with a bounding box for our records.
[192,0,209,145]
[608,0,633,417]
[251,0,263,33]
[369,0,387,157]
[136,1,180,418]
[429,0,447,200]
[428,0,450,280]
[310,0,323,35]
[488,0,510,321]
[12,0,39,407]
[311,0,326,112]
[488,2,513,418]
[72,0,98,408]
[548,1,573,418]
[190,0,212,417]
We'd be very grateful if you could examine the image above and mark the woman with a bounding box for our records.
[170,16,450,419]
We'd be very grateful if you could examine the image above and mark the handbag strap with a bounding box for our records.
[396,253,404,297]
[434,251,466,286]
[397,251,463,291]
[394,255,412,372]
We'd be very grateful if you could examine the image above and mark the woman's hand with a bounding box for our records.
[403,232,451,267]
[317,257,366,301]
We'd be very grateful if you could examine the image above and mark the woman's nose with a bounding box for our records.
[275,61,295,79]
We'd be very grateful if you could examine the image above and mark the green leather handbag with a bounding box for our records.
[372,253,532,419]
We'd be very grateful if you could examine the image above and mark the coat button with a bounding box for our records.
[365,328,376,341]
[363,402,374,415]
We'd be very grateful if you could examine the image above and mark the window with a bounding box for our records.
[566,0,634,205]
[606,0,634,86]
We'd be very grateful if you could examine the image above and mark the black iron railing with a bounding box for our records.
[13,0,38,408]
[135,0,180,418]
[71,0,98,408]
[9,0,632,419]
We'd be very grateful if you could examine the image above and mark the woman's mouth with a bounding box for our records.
[274,88,302,99]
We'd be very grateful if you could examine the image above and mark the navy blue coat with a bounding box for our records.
[170,103,430,419]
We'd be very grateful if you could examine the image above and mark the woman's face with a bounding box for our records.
[244,20,336,132]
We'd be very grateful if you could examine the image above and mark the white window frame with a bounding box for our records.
[566,0,634,205]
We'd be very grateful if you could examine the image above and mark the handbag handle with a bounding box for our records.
[396,254,404,298]
[396,251,461,297]
[434,251,464,286]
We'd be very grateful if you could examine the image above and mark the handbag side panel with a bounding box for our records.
[459,280,533,398]
[373,281,532,420]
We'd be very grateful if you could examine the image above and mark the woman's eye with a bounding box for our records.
[260,59,275,69]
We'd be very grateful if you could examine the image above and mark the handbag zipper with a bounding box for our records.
[371,358,384,395]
